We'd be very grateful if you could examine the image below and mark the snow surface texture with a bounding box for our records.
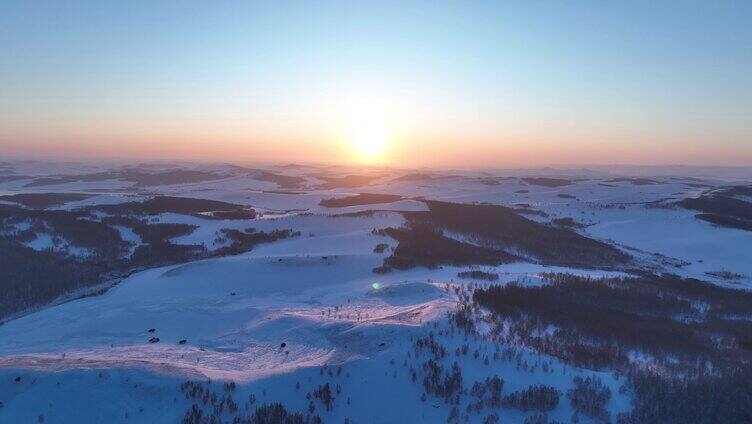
[0,161,750,422]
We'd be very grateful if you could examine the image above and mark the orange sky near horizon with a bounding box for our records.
[3,131,751,169]
[2,2,751,168]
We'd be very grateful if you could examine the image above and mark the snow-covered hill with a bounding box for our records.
[1,161,750,423]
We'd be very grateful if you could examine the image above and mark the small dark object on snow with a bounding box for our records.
[280,342,287,348]
[14,376,21,382]
[230,292,236,296]
[147,328,156,333]
[179,339,187,345]
[379,342,386,347]
[278,258,283,262]
[148,337,160,343]
[322,256,328,260]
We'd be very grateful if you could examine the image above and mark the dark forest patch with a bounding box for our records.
[129,242,205,269]
[23,177,76,187]
[0,175,31,184]
[717,186,752,198]
[122,170,226,187]
[200,209,257,220]
[414,201,629,268]
[551,217,586,229]
[695,213,752,231]
[103,216,237,268]
[472,273,752,423]
[373,222,516,273]
[678,186,752,231]
[90,196,245,215]
[373,243,389,253]
[252,171,306,189]
[317,175,380,189]
[180,379,322,424]
[0,206,129,258]
[521,178,572,188]
[214,228,300,256]
[705,270,746,281]
[392,173,434,182]
[474,272,752,366]
[457,270,499,281]
[556,193,577,199]
[24,170,226,188]
[328,210,384,218]
[0,201,296,320]
[679,195,752,219]
[261,190,307,195]
[102,215,192,238]
[0,239,108,321]
[320,193,403,208]
[605,178,660,186]
[0,193,92,209]
[133,223,196,244]
[513,208,549,218]
[503,385,560,412]
[477,178,500,186]
[684,182,714,189]
[372,201,628,272]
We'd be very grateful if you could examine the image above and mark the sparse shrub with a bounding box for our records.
[567,376,611,423]
[483,413,499,424]
[373,243,389,253]
[457,270,499,281]
[524,414,548,424]
[312,382,335,411]
[503,385,560,412]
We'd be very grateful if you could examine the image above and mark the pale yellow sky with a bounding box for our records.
[2,2,751,168]
[3,130,751,169]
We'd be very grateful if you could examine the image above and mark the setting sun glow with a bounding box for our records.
[2,2,750,168]
[350,123,389,162]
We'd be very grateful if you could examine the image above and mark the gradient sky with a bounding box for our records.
[1,1,751,167]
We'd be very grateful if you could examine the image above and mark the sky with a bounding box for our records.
[1,0,751,168]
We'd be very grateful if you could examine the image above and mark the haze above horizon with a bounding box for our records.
[1,1,750,167]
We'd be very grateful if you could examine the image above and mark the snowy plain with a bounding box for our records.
[0,161,750,423]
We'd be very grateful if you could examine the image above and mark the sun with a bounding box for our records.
[336,91,398,163]
[349,122,389,162]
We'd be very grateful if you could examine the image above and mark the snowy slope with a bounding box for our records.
[1,161,750,423]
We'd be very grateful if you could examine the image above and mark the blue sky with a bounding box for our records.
[1,1,750,166]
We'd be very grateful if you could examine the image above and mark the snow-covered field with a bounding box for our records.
[0,161,750,423]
